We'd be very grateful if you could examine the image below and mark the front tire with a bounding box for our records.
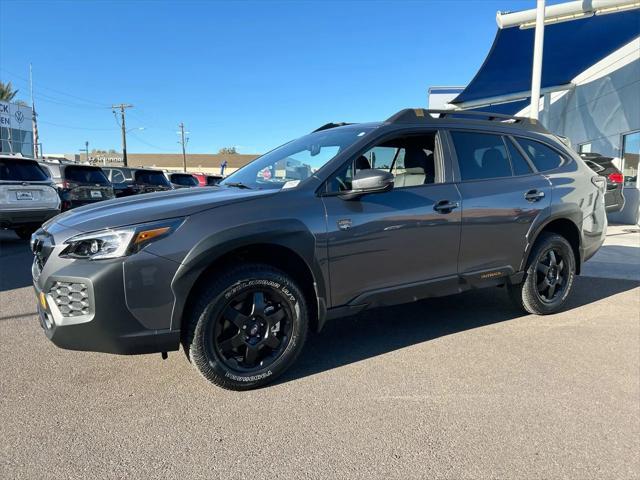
[183,264,309,390]
[508,232,576,315]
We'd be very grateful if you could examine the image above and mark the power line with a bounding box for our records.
[128,131,174,152]
[0,67,110,107]
[38,119,117,131]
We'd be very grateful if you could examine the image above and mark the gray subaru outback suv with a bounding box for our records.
[31,109,607,390]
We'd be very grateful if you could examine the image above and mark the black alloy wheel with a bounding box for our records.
[210,289,293,371]
[535,247,567,302]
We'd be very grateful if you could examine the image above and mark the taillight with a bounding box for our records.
[608,172,623,183]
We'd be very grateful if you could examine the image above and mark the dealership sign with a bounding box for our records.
[0,101,33,132]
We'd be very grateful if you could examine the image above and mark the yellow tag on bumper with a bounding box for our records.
[39,292,47,310]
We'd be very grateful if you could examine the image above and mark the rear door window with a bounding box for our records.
[0,159,49,181]
[516,138,564,172]
[64,166,110,184]
[505,138,533,175]
[450,131,512,181]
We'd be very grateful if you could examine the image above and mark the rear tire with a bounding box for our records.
[508,232,576,315]
[182,264,309,390]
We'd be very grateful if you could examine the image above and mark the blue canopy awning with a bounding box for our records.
[452,10,640,106]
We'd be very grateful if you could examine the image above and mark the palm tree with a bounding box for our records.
[0,81,19,102]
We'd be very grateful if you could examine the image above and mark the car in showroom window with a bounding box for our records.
[219,125,376,190]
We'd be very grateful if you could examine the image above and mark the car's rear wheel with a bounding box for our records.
[508,232,576,315]
[183,264,309,390]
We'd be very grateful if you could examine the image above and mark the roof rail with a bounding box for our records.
[386,108,548,132]
[312,122,353,132]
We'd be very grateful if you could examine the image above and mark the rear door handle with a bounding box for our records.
[524,189,545,202]
[434,200,459,213]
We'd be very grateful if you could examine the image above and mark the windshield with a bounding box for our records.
[0,159,49,181]
[135,170,171,186]
[64,166,110,184]
[220,125,374,190]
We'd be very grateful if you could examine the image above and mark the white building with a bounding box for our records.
[432,4,640,224]
[0,100,35,157]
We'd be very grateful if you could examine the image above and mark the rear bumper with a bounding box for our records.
[0,208,60,228]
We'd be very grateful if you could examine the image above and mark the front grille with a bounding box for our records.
[49,281,90,317]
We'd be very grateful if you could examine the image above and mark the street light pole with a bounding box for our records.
[85,141,89,163]
[529,0,546,120]
[112,104,133,166]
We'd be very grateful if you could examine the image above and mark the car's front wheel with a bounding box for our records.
[508,232,576,315]
[183,264,309,390]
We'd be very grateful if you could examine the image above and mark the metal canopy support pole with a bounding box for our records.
[530,0,546,120]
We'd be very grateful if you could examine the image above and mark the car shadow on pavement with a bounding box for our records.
[0,232,33,292]
[277,276,639,385]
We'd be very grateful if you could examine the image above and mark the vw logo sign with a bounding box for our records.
[14,110,24,124]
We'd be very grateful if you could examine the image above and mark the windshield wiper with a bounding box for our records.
[224,182,253,190]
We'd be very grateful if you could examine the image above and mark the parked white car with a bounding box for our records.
[0,155,60,239]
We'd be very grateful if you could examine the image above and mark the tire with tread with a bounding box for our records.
[182,263,309,390]
[508,232,576,315]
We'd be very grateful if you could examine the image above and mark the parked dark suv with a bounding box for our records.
[579,152,625,212]
[102,167,173,196]
[31,109,607,390]
[42,162,115,210]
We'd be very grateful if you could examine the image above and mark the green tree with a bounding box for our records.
[0,81,19,102]
[218,146,238,155]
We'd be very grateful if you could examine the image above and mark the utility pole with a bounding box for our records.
[178,122,189,172]
[112,104,133,166]
[84,141,89,163]
[30,64,40,158]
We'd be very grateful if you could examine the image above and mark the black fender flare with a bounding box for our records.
[519,206,583,274]
[169,219,327,332]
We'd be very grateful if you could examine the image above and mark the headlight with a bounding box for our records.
[60,218,183,260]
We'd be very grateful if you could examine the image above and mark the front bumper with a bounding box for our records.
[0,208,60,228]
[32,231,181,355]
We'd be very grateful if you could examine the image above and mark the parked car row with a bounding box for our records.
[0,154,225,239]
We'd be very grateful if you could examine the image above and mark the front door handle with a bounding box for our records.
[434,200,460,213]
[524,189,545,202]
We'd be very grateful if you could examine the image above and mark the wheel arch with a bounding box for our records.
[523,216,582,275]
[170,223,327,335]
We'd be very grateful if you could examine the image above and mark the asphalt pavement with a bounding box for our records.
[0,227,638,479]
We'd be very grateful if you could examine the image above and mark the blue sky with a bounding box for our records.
[1,0,548,154]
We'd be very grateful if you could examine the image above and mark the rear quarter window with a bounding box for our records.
[516,138,565,172]
[0,159,49,181]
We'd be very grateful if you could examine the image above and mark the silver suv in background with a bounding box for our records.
[0,155,60,239]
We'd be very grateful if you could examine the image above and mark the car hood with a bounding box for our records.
[50,186,276,232]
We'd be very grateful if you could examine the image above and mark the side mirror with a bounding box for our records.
[339,169,394,200]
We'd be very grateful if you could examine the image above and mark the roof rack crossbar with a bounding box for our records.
[385,108,546,132]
